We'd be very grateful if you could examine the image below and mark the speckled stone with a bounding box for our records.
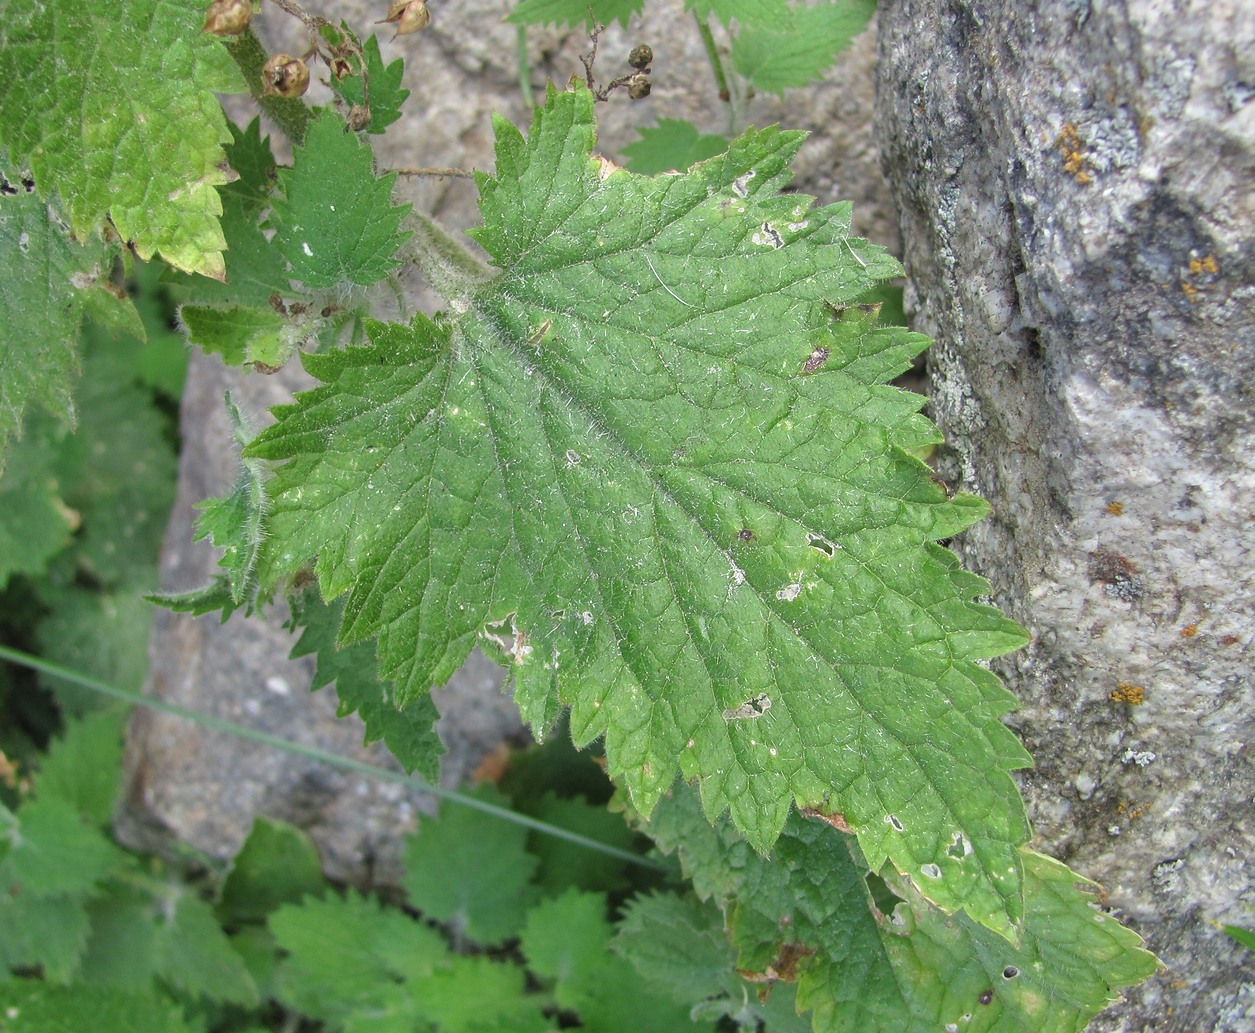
[877,1,1254,1028]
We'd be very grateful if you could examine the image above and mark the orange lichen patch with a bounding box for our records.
[0,750,23,791]
[1105,501,1125,516]
[1181,281,1200,303]
[471,742,511,784]
[1117,800,1151,820]
[1055,123,1093,184]
[1188,255,1218,276]
[1180,624,1199,638]
[1110,682,1146,705]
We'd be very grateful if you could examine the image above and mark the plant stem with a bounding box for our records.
[225,27,314,145]
[694,12,731,105]
[517,25,536,108]
[0,644,665,871]
[393,167,477,179]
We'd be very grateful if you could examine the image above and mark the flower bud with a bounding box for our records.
[261,54,310,98]
[203,0,252,36]
[628,44,653,70]
[377,0,430,38]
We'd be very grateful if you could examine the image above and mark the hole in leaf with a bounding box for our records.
[864,872,905,917]
[807,533,834,556]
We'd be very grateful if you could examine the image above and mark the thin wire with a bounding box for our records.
[0,644,665,871]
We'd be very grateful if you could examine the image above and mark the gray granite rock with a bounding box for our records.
[876,0,1254,1028]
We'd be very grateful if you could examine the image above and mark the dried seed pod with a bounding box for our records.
[377,0,430,38]
[626,72,651,100]
[261,54,310,98]
[203,0,251,36]
[628,44,653,70]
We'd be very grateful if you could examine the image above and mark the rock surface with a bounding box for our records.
[121,0,893,886]
[876,0,1254,1028]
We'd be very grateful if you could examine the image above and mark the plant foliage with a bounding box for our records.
[0,1,1160,1030]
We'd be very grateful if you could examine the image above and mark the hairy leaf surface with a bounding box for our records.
[248,84,1031,935]
[0,0,243,277]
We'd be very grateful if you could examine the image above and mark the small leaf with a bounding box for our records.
[620,119,730,175]
[0,0,245,277]
[402,786,539,945]
[270,891,447,1021]
[180,304,289,367]
[219,817,328,926]
[520,889,703,1032]
[0,797,126,898]
[154,892,259,1006]
[731,0,877,95]
[192,395,266,605]
[270,109,412,289]
[686,0,794,28]
[329,32,410,135]
[507,0,644,28]
[33,710,127,826]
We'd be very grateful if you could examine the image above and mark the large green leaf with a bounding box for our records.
[0,0,244,278]
[246,84,1031,936]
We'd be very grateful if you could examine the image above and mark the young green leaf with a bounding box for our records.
[731,0,877,95]
[33,709,127,826]
[153,892,259,1006]
[289,588,444,783]
[507,0,644,29]
[687,0,794,29]
[520,888,705,1032]
[192,395,267,605]
[330,32,410,135]
[218,817,327,926]
[641,786,1159,1033]
[247,84,1032,936]
[270,890,448,1022]
[270,109,412,290]
[0,0,244,278]
[620,118,731,175]
[402,785,539,945]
